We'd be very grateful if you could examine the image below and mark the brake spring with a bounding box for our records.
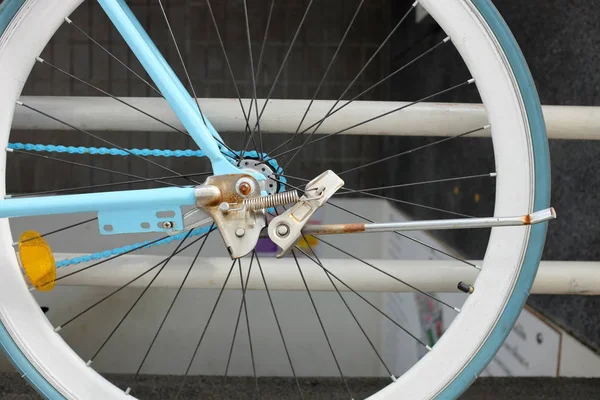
[243,190,299,210]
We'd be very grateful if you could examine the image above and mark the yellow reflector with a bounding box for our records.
[18,230,56,292]
[297,235,318,250]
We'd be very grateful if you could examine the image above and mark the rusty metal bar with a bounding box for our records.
[302,207,556,236]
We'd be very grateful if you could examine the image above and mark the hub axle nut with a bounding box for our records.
[238,181,252,196]
[235,178,255,197]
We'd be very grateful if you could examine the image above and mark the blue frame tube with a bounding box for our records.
[0,0,275,223]
[97,0,242,177]
[0,187,195,218]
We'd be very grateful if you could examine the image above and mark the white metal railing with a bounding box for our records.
[54,255,600,295]
[13,97,600,140]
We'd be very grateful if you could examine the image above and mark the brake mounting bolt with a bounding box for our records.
[238,181,252,196]
[276,224,290,237]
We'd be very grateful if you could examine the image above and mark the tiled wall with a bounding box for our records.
[12,0,398,196]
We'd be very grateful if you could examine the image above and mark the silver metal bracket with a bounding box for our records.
[168,208,212,236]
[195,174,266,259]
[268,170,344,257]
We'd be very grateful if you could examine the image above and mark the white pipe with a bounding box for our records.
[13,97,600,140]
[54,255,600,295]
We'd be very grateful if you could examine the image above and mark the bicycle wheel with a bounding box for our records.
[0,0,550,399]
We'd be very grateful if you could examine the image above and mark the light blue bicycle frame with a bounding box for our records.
[1,0,256,234]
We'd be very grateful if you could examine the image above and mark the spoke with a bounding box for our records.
[204,0,256,158]
[35,57,188,136]
[157,0,203,125]
[55,256,167,331]
[54,234,172,283]
[325,201,481,270]
[16,101,200,185]
[223,254,255,379]
[267,35,451,157]
[252,0,315,129]
[255,252,304,398]
[9,148,180,187]
[55,229,205,331]
[16,217,98,248]
[268,0,366,159]
[135,225,215,376]
[176,259,237,399]
[239,257,259,396]
[333,184,472,217]
[275,79,476,163]
[334,173,496,195]
[237,0,275,155]
[339,124,490,176]
[291,249,353,399]
[87,230,194,364]
[10,172,212,198]
[253,1,275,87]
[66,13,237,159]
[294,246,430,350]
[243,0,264,160]
[280,172,495,197]
[32,218,97,242]
[295,0,364,138]
[156,0,238,158]
[279,3,418,169]
[272,175,472,219]
[269,178,480,269]
[300,235,395,379]
[64,17,161,96]
[315,236,460,312]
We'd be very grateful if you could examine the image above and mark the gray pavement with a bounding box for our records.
[2,373,600,399]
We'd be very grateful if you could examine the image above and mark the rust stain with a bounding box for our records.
[308,223,366,235]
[238,181,252,196]
[522,214,531,225]
[342,223,366,233]
[205,174,257,206]
[221,191,241,204]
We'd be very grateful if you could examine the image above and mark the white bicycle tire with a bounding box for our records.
[0,0,550,399]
